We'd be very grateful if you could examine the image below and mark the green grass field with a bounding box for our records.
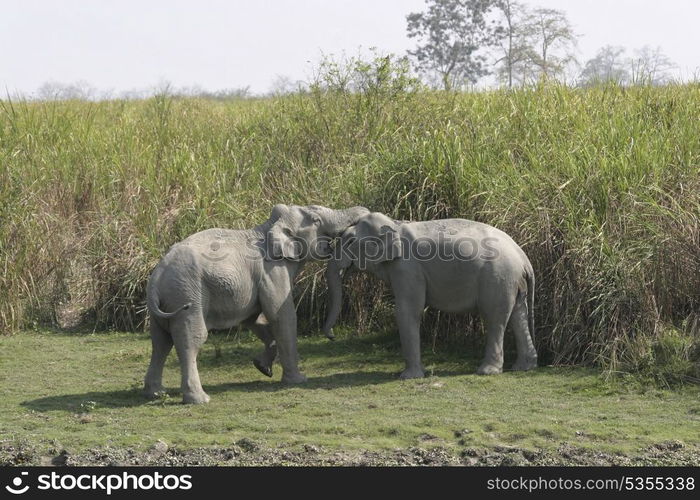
[1,329,698,465]
[1,59,699,464]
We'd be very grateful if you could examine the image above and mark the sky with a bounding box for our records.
[1,0,699,97]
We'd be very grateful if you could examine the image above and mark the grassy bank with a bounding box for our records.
[1,59,699,379]
[1,330,699,465]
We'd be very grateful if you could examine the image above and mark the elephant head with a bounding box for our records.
[322,212,403,339]
[265,204,370,262]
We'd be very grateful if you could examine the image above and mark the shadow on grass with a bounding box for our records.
[206,370,399,394]
[19,326,553,413]
[19,364,485,413]
[194,332,408,370]
[18,370,400,412]
[21,388,147,412]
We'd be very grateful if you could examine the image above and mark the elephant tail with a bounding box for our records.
[526,265,535,342]
[147,269,191,319]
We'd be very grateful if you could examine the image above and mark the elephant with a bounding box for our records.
[144,204,369,403]
[322,212,537,379]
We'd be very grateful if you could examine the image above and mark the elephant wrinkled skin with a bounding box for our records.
[144,204,369,403]
[323,212,537,379]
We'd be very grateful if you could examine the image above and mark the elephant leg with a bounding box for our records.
[143,318,173,398]
[477,317,507,375]
[508,294,538,371]
[260,281,307,384]
[171,313,210,404]
[476,289,515,375]
[249,314,277,378]
[394,286,426,380]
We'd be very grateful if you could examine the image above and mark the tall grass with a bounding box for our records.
[1,58,698,382]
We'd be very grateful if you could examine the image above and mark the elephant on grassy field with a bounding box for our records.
[322,212,537,379]
[144,204,369,403]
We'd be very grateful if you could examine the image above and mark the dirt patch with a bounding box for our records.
[2,440,699,466]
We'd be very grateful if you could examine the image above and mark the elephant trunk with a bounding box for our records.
[317,206,367,339]
[322,257,349,340]
[322,206,369,236]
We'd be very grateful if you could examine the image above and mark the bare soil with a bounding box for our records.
[2,440,698,467]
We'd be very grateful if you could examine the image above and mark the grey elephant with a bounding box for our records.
[144,204,369,403]
[322,212,537,378]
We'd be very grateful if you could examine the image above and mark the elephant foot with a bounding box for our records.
[512,357,538,371]
[399,368,425,380]
[281,372,308,384]
[182,390,211,404]
[143,383,165,399]
[253,359,273,378]
[476,363,503,375]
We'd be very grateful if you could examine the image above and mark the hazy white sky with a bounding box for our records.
[2,0,698,96]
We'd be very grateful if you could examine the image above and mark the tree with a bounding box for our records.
[407,0,502,90]
[493,0,535,87]
[492,4,578,86]
[269,74,306,96]
[527,7,578,80]
[578,45,676,87]
[629,45,676,85]
[578,45,630,86]
[36,80,97,100]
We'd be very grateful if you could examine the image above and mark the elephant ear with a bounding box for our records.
[265,204,302,261]
[378,224,402,262]
[265,222,301,260]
